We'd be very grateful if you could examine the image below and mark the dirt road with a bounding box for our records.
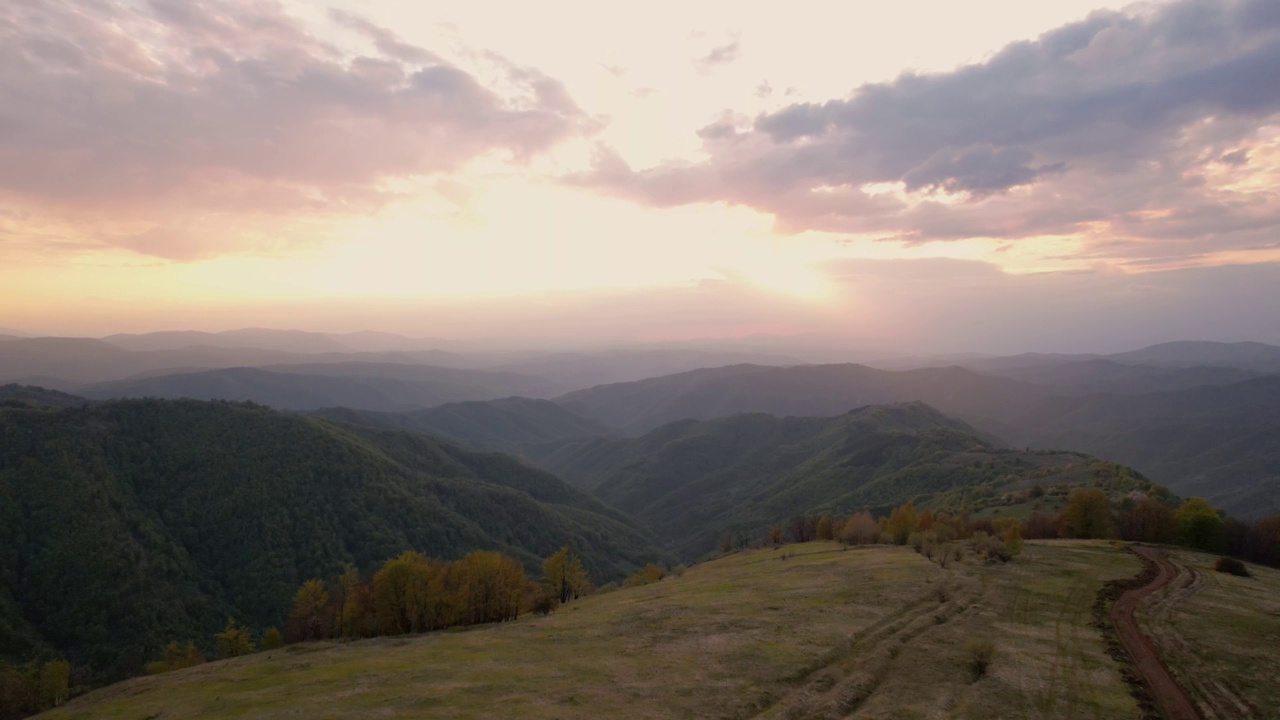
[1111,546,1201,720]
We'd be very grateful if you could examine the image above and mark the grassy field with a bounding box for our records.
[1137,548,1280,718]
[42,541,1143,720]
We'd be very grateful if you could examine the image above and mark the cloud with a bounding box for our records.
[0,0,589,259]
[574,0,1280,266]
[696,39,740,71]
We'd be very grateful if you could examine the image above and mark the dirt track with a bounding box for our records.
[1111,546,1201,720]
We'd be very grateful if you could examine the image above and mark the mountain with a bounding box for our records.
[1106,341,1280,372]
[0,399,663,679]
[0,384,92,409]
[555,363,1044,435]
[103,328,355,354]
[1004,374,1280,518]
[978,359,1261,395]
[527,402,1159,559]
[79,364,560,411]
[312,397,617,453]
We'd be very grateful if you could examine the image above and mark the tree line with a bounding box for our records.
[753,487,1280,570]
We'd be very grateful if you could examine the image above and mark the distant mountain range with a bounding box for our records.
[79,364,561,411]
[0,398,663,679]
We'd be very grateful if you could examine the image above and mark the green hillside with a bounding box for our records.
[311,397,617,453]
[0,400,663,680]
[528,403,1158,558]
[37,542,1154,720]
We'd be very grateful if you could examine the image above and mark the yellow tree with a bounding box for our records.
[1062,488,1112,539]
[373,551,435,635]
[287,578,331,641]
[816,516,834,541]
[886,502,921,545]
[213,619,255,658]
[542,546,589,604]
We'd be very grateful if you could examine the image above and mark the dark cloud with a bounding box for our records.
[576,0,1280,263]
[0,0,589,259]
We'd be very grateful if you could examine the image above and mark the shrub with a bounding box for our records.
[964,638,996,681]
[531,590,560,616]
[1214,557,1250,577]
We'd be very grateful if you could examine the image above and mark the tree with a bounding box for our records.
[542,546,589,604]
[789,516,817,543]
[886,502,921,545]
[994,518,1024,556]
[1116,496,1178,544]
[1061,488,1112,539]
[768,525,784,546]
[841,512,879,545]
[1176,498,1226,552]
[816,515,834,541]
[262,627,283,650]
[287,578,332,641]
[626,563,666,587]
[213,618,255,658]
[373,551,435,634]
[458,551,527,625]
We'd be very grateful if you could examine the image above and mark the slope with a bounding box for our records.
[0,399,662,680]
[528,403,1157,558]
[40,542,1162,720]
[555,363,1043,435]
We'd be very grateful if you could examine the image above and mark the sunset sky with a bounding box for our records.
[3,0,1279,352]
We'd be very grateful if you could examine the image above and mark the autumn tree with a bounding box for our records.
[373,551,436,635]
[626,563,666,587]
[458,551,527,624]
[288,578,332,641]
[886,502,921,545]
[214,618,255,658]
[841,511,879,545]
[543,546,590,604]
[1061,488,1112,539]
[994,518,1024,556]
[768,525,784,546]
[145,641,205,674]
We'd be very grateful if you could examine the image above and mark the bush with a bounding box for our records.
[530,590,560,616]
[1214,556,1250,577]
[964,638,996,681]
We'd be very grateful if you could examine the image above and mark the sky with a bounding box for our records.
[2,0,1279,353]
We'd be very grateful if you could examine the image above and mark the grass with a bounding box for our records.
[42,541,1144,720]
[1138,549,1280,717]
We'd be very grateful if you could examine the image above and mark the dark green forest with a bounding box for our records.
[0,399,663,681]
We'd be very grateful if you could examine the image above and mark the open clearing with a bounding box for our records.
[43,541,1146,720]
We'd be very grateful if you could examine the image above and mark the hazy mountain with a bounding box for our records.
[1106,341,1280,372]
[526,402,1158,559]
[312,397,617,453]
[80,364,559,412]
[555,363,1044,435]
[481,348,804,389]
[958,341,1280,375]
[1004,374,1280,518]
[103,328,355,354]
[979,359,1261,395]
[0,399,663,679]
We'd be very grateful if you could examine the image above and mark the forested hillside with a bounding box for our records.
[0,400,662,681]
[527,402,1158,558]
